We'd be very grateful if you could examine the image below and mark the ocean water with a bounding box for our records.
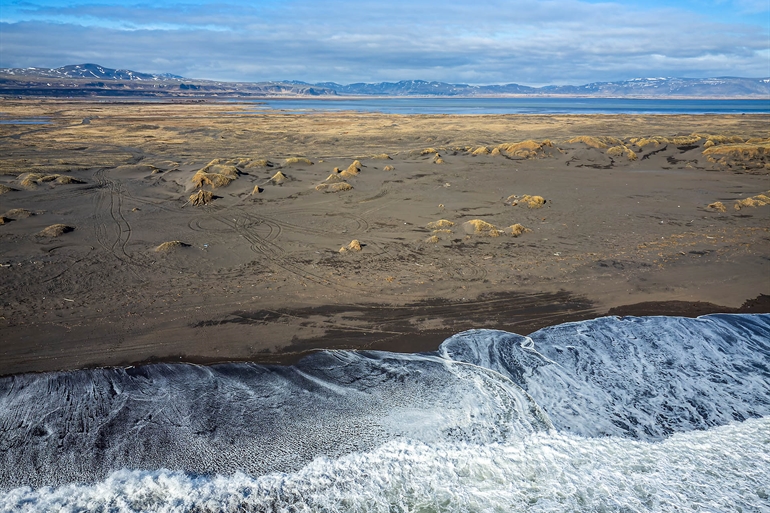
[240,97,770,115]
[1,314,769,512]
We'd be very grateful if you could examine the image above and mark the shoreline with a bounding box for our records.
[1,295,767,377]
[3,96,770,108]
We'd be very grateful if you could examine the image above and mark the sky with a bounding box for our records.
[0,0,768,85]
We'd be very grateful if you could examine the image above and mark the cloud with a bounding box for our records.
[1,0,767,84]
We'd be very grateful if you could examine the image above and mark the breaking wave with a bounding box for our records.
[1,314,769,511]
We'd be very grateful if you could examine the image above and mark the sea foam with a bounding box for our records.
[3,417,768,512]
[1,314,769,510]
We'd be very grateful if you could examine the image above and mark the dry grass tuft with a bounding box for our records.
[567,136,622,149]
[735,198,760,210]
[19,173,82,187]
[270,171,288,184]
[462,219,529,237]
[340,160,362,178]
[206,165,239,178]
[245,159,273,168]
[432,229,452,234]
[508,194,546,208]
[19,173,45,187]
[630,135,702,148]
[155,241,190,253]
[371,153,391,160]
[339,239,362,252]
[192,170,235,188]
[57,175,84,184]
[324,173,345,183]
[707,201,727,212]
[285,157,313,165]
[434,155,445,164]
[0,216,9,225]
[463,219,497,234]
[427,219,454,230]
[696,134,745,146]
[522,195,546,208]
[495,140,552,159]
[671,135,702,145]
[425,235,440,244]
[734,191,770,210]
[383,165,395,171]
[38,224,74,237]
[472,146,490,156]
[316,182,353,193]
[607,146,638,161]
[3,208,35,219]
[0,184,14,194]
[703,143,770,159]
[421,148,440,155]
[200,158,225,171]
[508,223,531,236]
[189,190,213,206]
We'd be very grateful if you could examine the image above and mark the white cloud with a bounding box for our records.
[1,0,767,83]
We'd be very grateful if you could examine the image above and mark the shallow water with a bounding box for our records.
[0,118,51,125]
[237,97,770,115]
[1,314,769,511]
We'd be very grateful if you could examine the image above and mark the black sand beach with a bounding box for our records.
[1,100,768,375]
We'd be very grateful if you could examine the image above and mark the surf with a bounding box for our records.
[1,313,769,511]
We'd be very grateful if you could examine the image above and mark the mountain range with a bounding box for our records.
[1,63,768,98]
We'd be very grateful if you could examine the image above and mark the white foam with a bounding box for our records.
[441,314,770,439]
[4,417,768,512]
[2,314,769,495]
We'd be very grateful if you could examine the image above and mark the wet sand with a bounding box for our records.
[0,100,768,375]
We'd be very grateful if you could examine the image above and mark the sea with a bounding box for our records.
[237,97,770,115]
[1,314,769,512]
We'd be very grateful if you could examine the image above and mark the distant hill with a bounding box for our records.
[304,77,770,97]
[1,64,768,98]
[1,63,183,81]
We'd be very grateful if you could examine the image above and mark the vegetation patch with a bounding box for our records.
[707,201,727,212]
[284,157,313,166]
[18,173,84,188]
[189,190,213,206]
[494,140,554,159]
[507,194,546,208]
[38,224,74,237]
[339,239,362,252]
[270,171,288,184]
[567,136,623,149]
[155,241,191,253]
[427,219,454,229]
[316,182,353,193]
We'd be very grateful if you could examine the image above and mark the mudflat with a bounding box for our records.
[0,100,768,375]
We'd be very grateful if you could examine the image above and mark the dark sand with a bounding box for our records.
[0,100,768,375]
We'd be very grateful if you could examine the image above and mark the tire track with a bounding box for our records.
[91,168,150,275]
[206,211,348,288]
[254,208,369,237]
